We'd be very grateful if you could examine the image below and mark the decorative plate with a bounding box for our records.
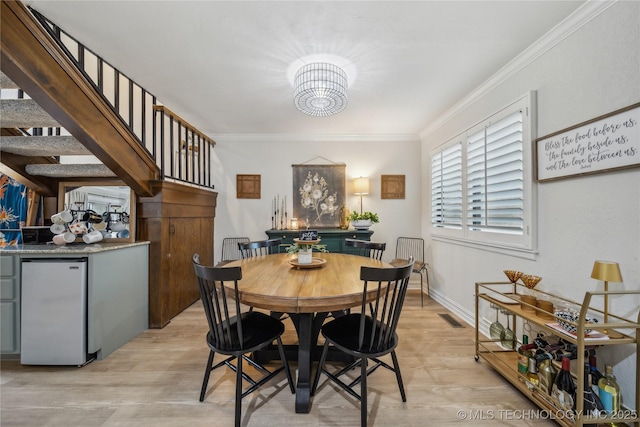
[288,257,327,269]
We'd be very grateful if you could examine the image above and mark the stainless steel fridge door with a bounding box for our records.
[20,258,88,365]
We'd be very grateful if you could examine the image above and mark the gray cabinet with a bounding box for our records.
[0,255,20,356]
[0,243,149,361]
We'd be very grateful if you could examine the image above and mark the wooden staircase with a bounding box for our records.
[0,0,159,197]
[1,0,218,329]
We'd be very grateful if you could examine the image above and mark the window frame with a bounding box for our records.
[429,91,537,254]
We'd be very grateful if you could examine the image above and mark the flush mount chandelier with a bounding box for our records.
[293,62,348,117]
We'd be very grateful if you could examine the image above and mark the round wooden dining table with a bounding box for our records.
[224,252,391,413]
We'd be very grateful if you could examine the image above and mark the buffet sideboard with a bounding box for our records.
[265,228,373,253]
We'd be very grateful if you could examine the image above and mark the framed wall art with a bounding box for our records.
[381,174,405,199]
[236,174,261,199]
[535,102,640,182]
[292,162,345,228]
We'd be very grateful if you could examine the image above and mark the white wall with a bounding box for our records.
[421,2,639,408]
[211,137,422,264]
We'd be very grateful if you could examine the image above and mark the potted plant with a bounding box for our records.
[348,211,379,230]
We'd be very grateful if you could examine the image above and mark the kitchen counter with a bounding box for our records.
[1,242,149,362]
[0,241,149,254]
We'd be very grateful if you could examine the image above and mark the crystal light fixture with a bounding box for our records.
[294,62,348,117]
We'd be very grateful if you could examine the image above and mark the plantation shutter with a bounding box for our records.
[466,110,523,235]
[431,142,462,229]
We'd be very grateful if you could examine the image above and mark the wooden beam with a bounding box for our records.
[0,0,159,196]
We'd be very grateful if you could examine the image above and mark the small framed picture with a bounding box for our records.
[381,174,405,199]
[237,174,261,199]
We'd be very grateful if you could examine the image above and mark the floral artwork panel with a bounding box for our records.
[292,164,345,228]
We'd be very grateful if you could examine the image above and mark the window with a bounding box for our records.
[430,92,536,252]
[431,142,462,229]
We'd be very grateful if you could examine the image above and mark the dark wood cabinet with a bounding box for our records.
[138,181,217,328]
[265,228,373,253]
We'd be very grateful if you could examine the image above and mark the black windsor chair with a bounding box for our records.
[311,259,414,427]
[192,254,295,427]
[344,238,386,260]
[238,238,282,259]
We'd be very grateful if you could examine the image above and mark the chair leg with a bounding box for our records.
[235,354,243,427]
[200,350,215,402]
[390,350,407,402]
[276,336,296,394]
[360,357,367,427]
[424,267,430,297]
[419,271,424,307]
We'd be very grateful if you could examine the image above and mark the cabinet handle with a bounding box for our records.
[171,224,175,235]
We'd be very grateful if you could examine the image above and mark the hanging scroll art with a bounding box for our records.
[292,162,346,229]
[535,103,640,182]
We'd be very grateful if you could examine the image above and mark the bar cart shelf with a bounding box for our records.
[475,282,640,427]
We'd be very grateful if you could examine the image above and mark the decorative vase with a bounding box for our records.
[298,248,313,264]
[339,205,350,230]
[351,219,372,230]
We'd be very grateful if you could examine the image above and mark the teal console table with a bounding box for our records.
[265,228,373,253]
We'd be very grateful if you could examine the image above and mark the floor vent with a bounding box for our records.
[438,313,464,328]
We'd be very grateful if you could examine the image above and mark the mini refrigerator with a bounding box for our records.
[21,258,89,366]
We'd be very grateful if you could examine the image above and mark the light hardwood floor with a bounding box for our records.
[1,292,554,426]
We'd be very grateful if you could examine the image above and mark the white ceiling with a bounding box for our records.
[25,0,585,140]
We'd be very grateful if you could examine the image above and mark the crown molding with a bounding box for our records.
[210,133,420,144]
[419,0,617,140]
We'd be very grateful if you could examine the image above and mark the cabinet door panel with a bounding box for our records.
[0,301,17,353]
[169,218,200,317]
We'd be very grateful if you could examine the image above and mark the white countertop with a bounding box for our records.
[0,241,150,254]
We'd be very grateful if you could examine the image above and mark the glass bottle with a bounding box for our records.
[598,364,621,413]
[526,357,539,388]
[551,357,576,411]
[517,335,535,382]
[536,352,558,396]
[582,362,605,423]
[588,355,604,393]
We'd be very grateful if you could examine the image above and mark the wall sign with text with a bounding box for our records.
[534,103,639,182]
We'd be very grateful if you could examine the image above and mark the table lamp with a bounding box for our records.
[353,177,370,214]
[590,260,623,325]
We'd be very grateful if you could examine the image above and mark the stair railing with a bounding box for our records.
[29,8,215,189]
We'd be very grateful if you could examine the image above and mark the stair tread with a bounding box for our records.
[0,135,90,156]
[1,99,59,128]
[0,72,20,90]
[25,163,116,178]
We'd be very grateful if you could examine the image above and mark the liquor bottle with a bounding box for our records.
[598,364,621,413]
[536,352,558,396]
[551,357,576,411]
[517,335,535,381]
[582,363,604,423]
[526,357,539,388]
[588,355,604,393]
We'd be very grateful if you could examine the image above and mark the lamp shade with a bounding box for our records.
[353,177,370,195]
[590,260,623,282]
[294,62,348,117]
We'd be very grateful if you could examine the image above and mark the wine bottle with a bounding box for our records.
[536,352,558,396]
[588,355,604,393]
[551,357,576,411]
[526,357,539,388]
[598,364,621,413]
[582,363,605,424]
[517,335,535,382]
